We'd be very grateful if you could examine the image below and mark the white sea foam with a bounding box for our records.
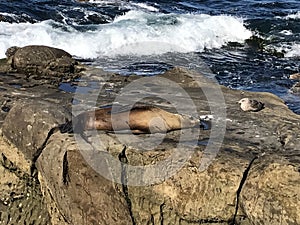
[129,2,159,12]
[0,12,19,18]
[275,11,300,20]
[274,43,300,58]
[279,30,293,35]
[0,10,252,58]
[285,44,300,58]
[285,11,300,19]
[81,0,122,5]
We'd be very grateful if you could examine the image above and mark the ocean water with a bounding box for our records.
[0,0,299,113]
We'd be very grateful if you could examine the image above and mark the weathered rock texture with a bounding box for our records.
[36,132,132,225]
[0,45,84,85]
[241,159,300,225]
[0,95,132,225]
[0,57,299,225]
[2,100,70,161]
[0,138,51,225]
[289,73,300,93]
[291,82,300,93]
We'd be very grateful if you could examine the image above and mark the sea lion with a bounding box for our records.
[238,98,264,112]
[71,106,200,134]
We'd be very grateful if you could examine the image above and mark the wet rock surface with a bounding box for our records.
[291,82,300,93]
[289,72,300,94]
[0,47,299,225]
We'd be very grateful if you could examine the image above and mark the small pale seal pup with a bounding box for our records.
[71,106,201,134]
[238,98,264,112]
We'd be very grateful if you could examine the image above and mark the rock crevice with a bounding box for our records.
[119,146,137,225]
[231,156,258,225]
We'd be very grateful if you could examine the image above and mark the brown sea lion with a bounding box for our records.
[72,106,200,134]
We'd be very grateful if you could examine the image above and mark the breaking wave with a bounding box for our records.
[0,10,252,58]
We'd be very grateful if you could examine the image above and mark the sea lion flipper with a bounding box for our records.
[200,119,211,130]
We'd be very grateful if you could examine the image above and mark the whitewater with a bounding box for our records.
[0,11,252,58]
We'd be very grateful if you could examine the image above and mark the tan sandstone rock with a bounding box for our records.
[0,66,299,225]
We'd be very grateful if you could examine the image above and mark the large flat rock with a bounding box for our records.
[36,132,132,225]
[0,67,299,225]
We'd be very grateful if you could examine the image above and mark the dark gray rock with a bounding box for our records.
[1,45,85,85]
[5,46,20,58]
[8,45,72,72]
[0,15,5,22]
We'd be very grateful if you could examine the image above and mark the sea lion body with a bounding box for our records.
[73,106,199,134]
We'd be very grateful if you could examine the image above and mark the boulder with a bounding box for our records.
[1,45,85,84]
[291,82,300,93]
[289,73,300,93]
[36,132,132,225]
[94,68,300,224]
[0,15,5,22]
[1,100,70,161]
[1,100,132,225]
[0,138,51,225]
[7,45,72,72]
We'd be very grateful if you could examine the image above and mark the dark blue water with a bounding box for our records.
[0,0,299,113]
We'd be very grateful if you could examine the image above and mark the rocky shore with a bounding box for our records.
[0,46,299,225]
